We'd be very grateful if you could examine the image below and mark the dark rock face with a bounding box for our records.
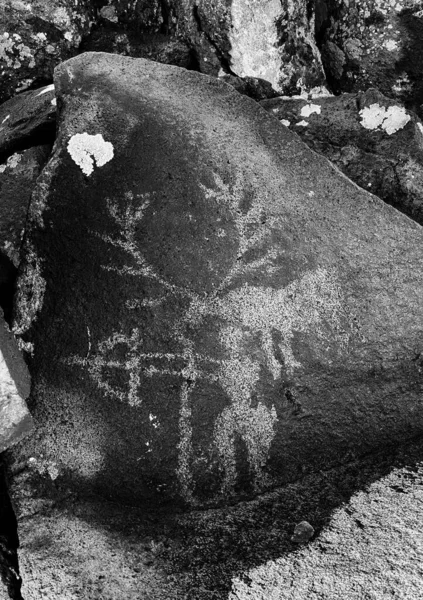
[0,145,52,268]
[317,0,423,115]
[80,27,195,70]
[0,85,56,162]
[0,0,94,104]
[261,88,423,225]
[0,459,22,600]
[10,53,423,508]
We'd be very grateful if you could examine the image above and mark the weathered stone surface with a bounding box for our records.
[81,27,194,70]
[0,0,94,104]
[218,73,281,102]
[100,0,168,32]
[98,0,327,93]
[261,88,423,225]
[10,52,423,509]
[317,0,423,114]
[172,0,326,94]
[0,145,52,267]
[0,84,56,162]
[0,316,33,454]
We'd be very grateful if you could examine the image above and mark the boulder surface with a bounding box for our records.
[11,52,423,508]
[261,88,423,225]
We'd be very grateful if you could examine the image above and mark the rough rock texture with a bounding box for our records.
[80,26,194,70]
[0,0,94,104]
[9,52,423,509]
[0,145,52,267]
[261,88,423,225]
[0,84,56,162]
[7,434,423,599]
[0,459,22,600]
[98,0,170,32]
[218,73,281,102]
[172,0,326,94]
[90,1,327,95]
[317,0,423,114]
[0,315,33,454]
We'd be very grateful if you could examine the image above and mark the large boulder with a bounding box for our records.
[0,1,94,104]
[10,52,423,508]
[261,88,423,225]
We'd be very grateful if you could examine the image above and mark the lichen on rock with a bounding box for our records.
[67,132,114,176]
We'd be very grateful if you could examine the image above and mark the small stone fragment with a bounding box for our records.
[291,521,315,543]
[0,314,33,453]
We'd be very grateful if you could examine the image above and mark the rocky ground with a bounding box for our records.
[7,433,423,599]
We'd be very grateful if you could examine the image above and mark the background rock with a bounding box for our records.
[0,146,52,268]
[0,85,56,162]
[317,0,423,116]
[261,88,423,225]
[0,0,94,104]
[170,0,326,95]
[9,53,423,510]
[80,27,195,70]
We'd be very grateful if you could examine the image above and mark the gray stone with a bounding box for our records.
[0,315,33,454]
[0,85,56,162]
[291,521,314,544]
[261,88,423,225]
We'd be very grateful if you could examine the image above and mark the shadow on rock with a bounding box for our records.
[13,432,423,599]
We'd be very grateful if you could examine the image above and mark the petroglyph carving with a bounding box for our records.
[67,174,349,502]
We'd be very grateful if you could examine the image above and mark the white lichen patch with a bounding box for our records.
[359,103,410,135]
[417,122,423,136]
[100,5,118,22]
[32,32,47,43]
[280,119,290,127]
[300,103,322,117]
[67,133,114,176]
[0,153,22,173]
[384,39,398,51]
[0,32,35,69]
[296,120,309,127]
